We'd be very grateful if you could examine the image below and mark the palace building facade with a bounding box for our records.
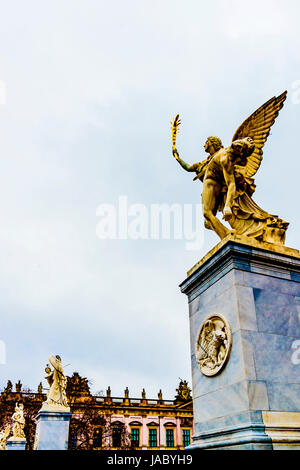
[0,374,194,450]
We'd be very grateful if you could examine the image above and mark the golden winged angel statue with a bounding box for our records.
[171,91,289,245]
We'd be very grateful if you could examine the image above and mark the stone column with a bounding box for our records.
[180,239,300,450]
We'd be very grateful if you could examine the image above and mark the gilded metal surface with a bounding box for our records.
[171,92,289,247]
[176,380,192,401]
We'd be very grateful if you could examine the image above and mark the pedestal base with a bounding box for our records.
[188,411,300,450]
[6,438,26,450]
[34,410,72,450]
[181,239,300,450]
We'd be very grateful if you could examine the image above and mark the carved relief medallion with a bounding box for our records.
[196,314,232,377]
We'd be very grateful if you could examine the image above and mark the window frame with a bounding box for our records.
[182,428,191,448]
[111,426,123,449]
[130,427,140,448]
[165,427,175,448]
[148,426,158,448]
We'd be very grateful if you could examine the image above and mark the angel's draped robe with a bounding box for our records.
[193,158,287,242]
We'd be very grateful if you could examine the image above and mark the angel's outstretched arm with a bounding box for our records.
[172,147,197,172]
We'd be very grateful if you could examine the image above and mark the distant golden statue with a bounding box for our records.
[171,92,289,245]
[41,355,70,411]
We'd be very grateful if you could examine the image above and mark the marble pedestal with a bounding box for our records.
[180,239,300,450]
[6,438,26,450]
[34,410,72,450]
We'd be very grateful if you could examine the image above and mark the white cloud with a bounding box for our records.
[218,0,289,39]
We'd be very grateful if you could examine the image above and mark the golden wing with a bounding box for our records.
[170,114,181,149]
[232,91,287,178]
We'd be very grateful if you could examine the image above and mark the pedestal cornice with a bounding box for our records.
[180,237,300,299]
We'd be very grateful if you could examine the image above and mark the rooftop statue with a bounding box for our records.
[66,372,91,397]
[176,379,192,402]
[171,92,288,246]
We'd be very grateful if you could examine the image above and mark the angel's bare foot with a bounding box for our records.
[223,206,233,221]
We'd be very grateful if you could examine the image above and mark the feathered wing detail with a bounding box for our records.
[232,91,287,178]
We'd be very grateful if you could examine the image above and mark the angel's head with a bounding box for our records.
[231,137,255,165]
[204,136,223,155]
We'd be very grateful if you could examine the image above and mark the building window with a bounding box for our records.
[182,429,190,447]
[166,428,174,448]
[112,427,122,448]
[131,428,140,448]
[93,427,103,448]
[148,428,157,447]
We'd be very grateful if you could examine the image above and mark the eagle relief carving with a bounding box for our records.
[196,315,232,377]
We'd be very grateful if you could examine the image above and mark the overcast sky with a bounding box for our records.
[1,0,300,399]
